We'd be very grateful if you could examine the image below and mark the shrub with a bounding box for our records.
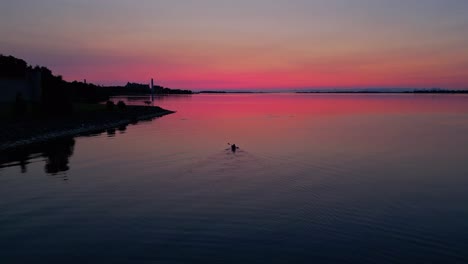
[106,100,115,110]
[117,100,126,110]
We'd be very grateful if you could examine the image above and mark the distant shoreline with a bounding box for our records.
[0,105,174,151]
[296,90,468,94]
[195,90,468,94]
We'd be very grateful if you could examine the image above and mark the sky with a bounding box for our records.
[1,0,468,90]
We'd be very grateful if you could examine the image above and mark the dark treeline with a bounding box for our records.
[70,81,192,103]
[109,82,192,95]
[0,55,75,115]
[1,55,192,116]
[0,55,28,79]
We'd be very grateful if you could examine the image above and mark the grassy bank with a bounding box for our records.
[0,103,174,150]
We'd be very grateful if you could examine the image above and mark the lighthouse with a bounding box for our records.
[150,78,154,101]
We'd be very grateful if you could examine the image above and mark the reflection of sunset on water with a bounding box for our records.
[2,94,468,263]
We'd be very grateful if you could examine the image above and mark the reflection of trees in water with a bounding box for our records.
[1,150,32,173]
[0,138,75,176]
[0,123,130,177]
[106,125,126,137]
[43,138,75,175]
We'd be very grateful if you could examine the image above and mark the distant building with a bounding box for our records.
[0,68,42,103]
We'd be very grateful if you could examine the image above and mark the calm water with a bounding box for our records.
[1,94,468,263]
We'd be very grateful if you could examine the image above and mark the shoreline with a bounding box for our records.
[0,106,175,151]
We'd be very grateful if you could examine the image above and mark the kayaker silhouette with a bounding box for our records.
[228,143,239,152]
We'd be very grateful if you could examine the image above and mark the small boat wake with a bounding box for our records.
[186,144,268,177]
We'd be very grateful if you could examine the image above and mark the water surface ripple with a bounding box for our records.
[1,94,468,263]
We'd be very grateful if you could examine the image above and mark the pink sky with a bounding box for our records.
[1,0,468,90]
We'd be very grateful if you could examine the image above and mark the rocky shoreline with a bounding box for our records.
[0,105,175,151]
